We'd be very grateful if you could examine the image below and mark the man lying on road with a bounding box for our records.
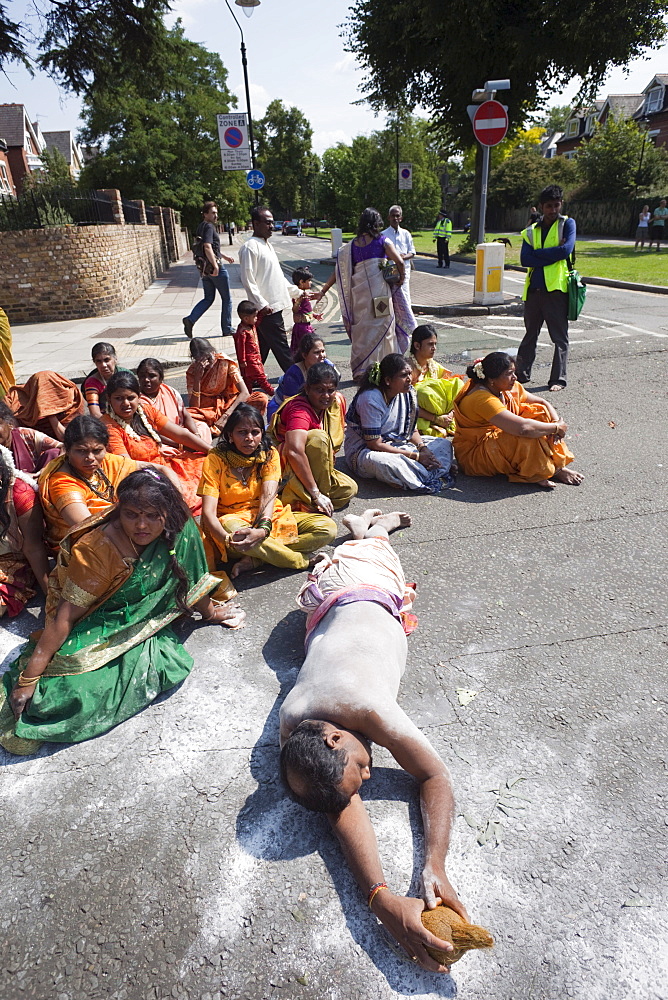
[280,508,468,973]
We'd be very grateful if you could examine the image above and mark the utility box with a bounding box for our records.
[331,228,343,257]
[474,242,505,305]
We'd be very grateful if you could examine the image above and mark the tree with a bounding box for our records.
[23,147,74,192]
[486,147,578,211]
[78,23,251,229]
[319,115,442,230]
[345,0,668,235]
[255,101,315,219]
[532,105,573,135]
[575,115,668,198]
[0,0,170,95]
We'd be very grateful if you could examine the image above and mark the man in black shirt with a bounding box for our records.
[183,201,235,339]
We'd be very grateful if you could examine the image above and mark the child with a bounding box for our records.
[83,342,129,419]
[232,301,275,398]
[290,266,322,355]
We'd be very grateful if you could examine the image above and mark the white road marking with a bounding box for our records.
[584,314,668,338]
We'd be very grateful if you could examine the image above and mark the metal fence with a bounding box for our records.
[0,187,117,230]
[121,197,142,224]
[145,206,157,224]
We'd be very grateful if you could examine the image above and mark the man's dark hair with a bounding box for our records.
[280,720,351,814]
[202,200,217,214]
[538,185,564,205]
[251,205,270,224]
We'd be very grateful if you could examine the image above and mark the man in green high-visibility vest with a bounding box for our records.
[432,211,453,268]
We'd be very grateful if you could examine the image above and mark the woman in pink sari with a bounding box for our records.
[315,208,416,381]
[138,358,212,450]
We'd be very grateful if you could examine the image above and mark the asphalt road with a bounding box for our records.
[1,235,667,1000]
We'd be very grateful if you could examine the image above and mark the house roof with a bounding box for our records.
[42,130,75,163]
[602,94,644,118]
[643,74,668,93]
[0,104,28,146]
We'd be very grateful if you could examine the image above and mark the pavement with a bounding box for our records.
[1,235,668,1000]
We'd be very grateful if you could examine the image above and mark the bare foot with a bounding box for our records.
[548,384,564,392]
[343,508,383,539]
[208,601,246,629]
[535,479,557,489]
[230,556,257,579]
[369,511,412,533]
[553,467,584,485]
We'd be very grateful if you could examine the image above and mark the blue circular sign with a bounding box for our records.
[401,168,411,179]
[224,127,244,148]
[246,170,265,190]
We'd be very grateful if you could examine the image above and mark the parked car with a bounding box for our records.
[284,221,302,235]
[274,220,284,231]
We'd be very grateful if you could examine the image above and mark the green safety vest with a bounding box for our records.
[521,216,569,300]
[433,217,452,239]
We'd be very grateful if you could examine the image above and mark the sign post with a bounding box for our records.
[398,163,413,191]
[217,112,252,171]
[471,99,509,246]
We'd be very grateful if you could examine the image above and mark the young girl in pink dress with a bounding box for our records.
[290,266,322,354]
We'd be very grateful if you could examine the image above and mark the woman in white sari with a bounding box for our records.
[315,208,416,381]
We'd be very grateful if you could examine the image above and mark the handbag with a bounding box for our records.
[566,254,586,321]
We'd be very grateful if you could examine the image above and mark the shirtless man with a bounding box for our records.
[280,509,468,973]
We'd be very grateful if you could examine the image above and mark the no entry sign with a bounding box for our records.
[472,100,508,146]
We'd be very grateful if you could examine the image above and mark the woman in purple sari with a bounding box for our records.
[315,208,416,381]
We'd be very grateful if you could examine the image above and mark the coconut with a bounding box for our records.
[421,905,494,964]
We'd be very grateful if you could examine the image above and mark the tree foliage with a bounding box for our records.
[255,100,315,219]
[575,115,668,198]
[0,0,171,95]
[78,23,251,229]
[22,147,74,192]
[345,0,668,146]
[319,115,442,229]
[532,104,573,135]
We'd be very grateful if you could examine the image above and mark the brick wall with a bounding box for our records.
[0,223,168,323]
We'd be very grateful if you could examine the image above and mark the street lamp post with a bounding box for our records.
[224,0,260,204]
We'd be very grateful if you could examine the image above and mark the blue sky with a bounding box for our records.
[3,0,668,153]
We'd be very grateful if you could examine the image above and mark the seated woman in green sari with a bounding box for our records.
[408,324,465,438]
[0,468,244,756]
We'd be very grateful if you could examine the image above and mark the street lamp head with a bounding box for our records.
[235,0,260,14]
[484,79,510,92]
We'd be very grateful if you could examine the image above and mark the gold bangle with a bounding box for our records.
[17,671,39,687]
[368,884,388,909]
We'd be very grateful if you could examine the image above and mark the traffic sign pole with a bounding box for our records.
[470,96,509,245]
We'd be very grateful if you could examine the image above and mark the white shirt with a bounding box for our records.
[238,236,299,313]
[381,225,416,262]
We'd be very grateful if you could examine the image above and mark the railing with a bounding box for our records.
[121,197,142,224]
[145,206,156,224]
[0,188,116,230]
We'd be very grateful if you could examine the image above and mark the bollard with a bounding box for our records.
[331,228,343,257]
[473,242,505,305]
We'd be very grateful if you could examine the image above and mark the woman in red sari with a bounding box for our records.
[186,337,267,432]
[102,371,210,514]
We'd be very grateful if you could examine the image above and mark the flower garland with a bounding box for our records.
[107,404,162,444]
[0,444,39,491]
[473,360,485,380]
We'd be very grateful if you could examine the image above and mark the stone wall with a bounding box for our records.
[0,222,168,323]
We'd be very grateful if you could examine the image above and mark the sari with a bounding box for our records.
[140,383,212,450]
[0,307,15,399]
[336,238,416,381]
[0,458,40,616]
[269,392,356,512]
[409,356,465,438]
[83,367,130,412]
[39,452,138,551]
[453,380,575,483]
[10,426,61,474]
[186,353,240,425]
[102,404,206,514]
[4,372,86,434]
[0,516,219,755]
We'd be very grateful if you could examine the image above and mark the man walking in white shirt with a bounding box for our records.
[239,206,299,372]
[381,205,416,306]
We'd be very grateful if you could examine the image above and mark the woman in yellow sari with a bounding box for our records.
[453,352,584,488]
[1,469,244,755]
[269,362,357,515]
[408,324,465,437]
[198,403,337,578]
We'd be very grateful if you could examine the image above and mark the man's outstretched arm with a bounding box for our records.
[328,793,457,973]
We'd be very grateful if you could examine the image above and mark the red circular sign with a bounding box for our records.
[224,127,244,148]
[472,100,509,146]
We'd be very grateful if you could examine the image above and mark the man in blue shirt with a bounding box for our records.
[516,185,576,391]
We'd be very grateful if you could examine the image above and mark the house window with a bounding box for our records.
[565,119,579,138]
[586,114,598,133]
[0,162,10,191]
[25,134,33,153]
[563,150,577,160]
[645,87,663,114]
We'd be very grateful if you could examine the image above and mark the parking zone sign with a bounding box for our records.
[217,113,252,170]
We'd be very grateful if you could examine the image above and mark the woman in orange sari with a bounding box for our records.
[39,415,139,551]
[103,371,210,514]
[4,371,86,441]
[186,337,267,431]
[138,357,212,447]
[453,352,583,489]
